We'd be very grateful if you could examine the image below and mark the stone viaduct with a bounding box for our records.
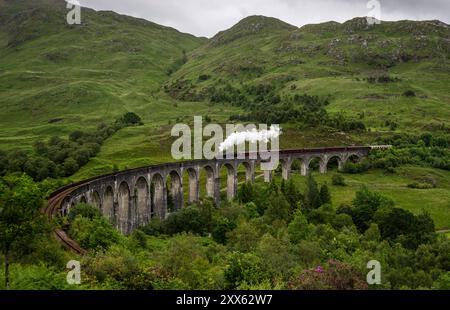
[58,147,371,235]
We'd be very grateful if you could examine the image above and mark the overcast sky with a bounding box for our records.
[78,0,450,37]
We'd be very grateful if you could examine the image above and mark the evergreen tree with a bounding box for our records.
[303,174,321,212]
[281,179,303,212]
[319,183,331,205]
[267,179,279,196]
[237,182,254,203]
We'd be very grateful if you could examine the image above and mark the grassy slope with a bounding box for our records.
[71,96,241,180]
[268,166,450,230]
[0,3,448,228]
[168,17,450,140]
[0,0,204,151]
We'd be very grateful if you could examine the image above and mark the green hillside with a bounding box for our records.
[0,0,204,150]
[1,2,449,154]
[0,1,449,187]
[166,16,450,135]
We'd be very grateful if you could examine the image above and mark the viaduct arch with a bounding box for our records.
[52,147,374,236]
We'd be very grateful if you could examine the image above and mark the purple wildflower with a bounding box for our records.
[314,266,324,273]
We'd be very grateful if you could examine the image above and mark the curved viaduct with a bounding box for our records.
[48,147,372,241]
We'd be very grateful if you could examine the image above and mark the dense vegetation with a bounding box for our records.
[2,173,448,290]
[0,112,143,181]
[0,0,204,154]
[341,133,450,174]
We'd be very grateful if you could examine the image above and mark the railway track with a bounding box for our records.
[45,185,86,255]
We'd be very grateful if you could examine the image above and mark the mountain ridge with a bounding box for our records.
[0,0,449,156]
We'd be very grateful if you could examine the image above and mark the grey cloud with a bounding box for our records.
[78,0,450,37]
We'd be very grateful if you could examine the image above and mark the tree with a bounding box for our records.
[374,208,435,249]
[256,232,294,279]
[351,186,394,232]
[224,252,266,289]
[237,182,254,204]
[308,204,335,225]
[288,211,314,243]
[212,216,236,244]
[63,157,79,176]
[319,184,331,205]
[263,194,291,224]
[161,234,211,289]
[364,223,381,242]
[120,112,143,126]
[281,179,303,211]
[48,136,63,146]
[227,221,259,253]
[23,157,56,181]
[0,174,43,289]
[69,130,85,142]
[73,148,91,167]
[303,174,321,212]
[0,151,7,176]
[6,150,28,173]
[33,140,48,156]
[332,213,354,230]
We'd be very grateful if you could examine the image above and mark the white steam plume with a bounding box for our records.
[218,125,282,153]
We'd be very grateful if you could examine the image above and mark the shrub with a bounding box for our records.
[164,204,213,236]
[433,272,450,290]
[343,159,371,174]
[224,252,267,289]
[332,214,354,230]
[130,229,148,249]
[332,174,346,186]
[119,112,143,126]
[142,218,165,236]
[198,74,211,82]
[288,260,368,290]
[308,204,335,225]
[82,246,147,289]
[69,216,121,250]
[403,90,416,97]
[212,216,236,244]
[407,182,434,189]
[0,264,70,290]
[67,203,101,222]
